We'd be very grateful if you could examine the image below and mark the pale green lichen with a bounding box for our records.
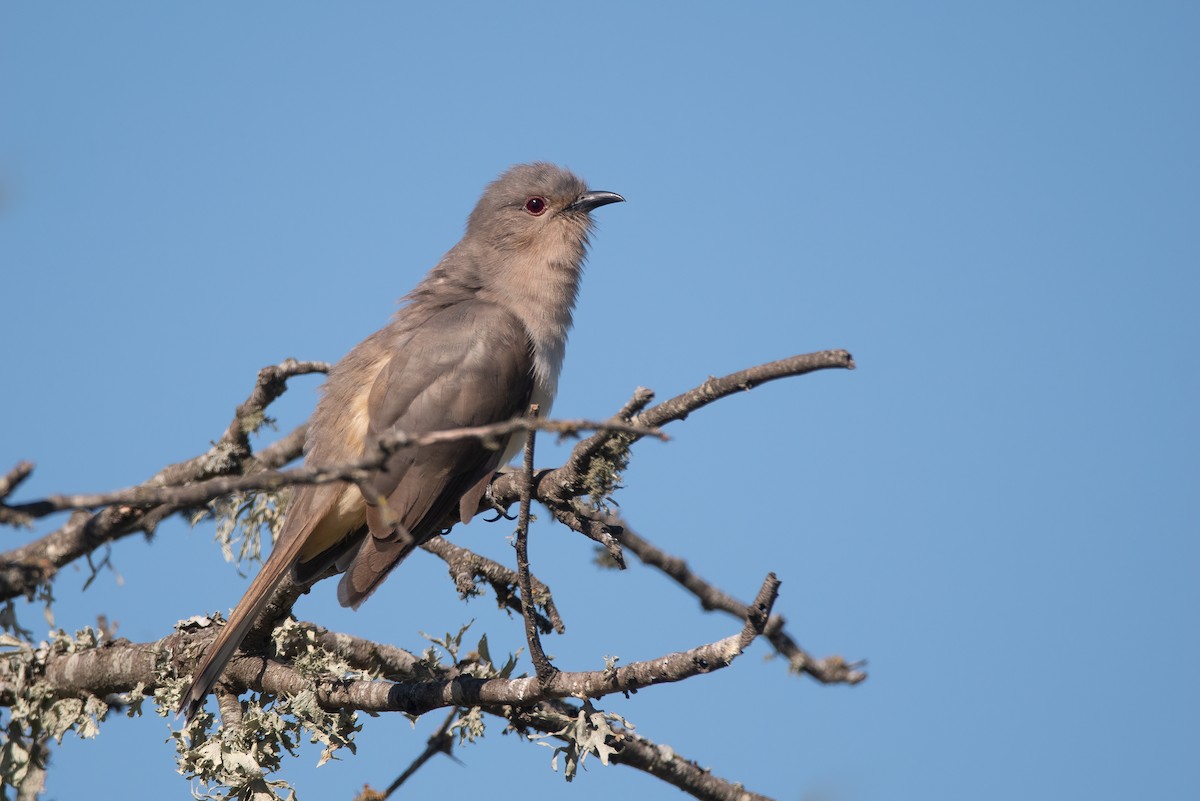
[0,628,114,797]
[530,700,631,782]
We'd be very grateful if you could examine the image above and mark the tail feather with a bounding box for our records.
[177,554,292,721]
[336,529,422,610]
[178,487,339,721]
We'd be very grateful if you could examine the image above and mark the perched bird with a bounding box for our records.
[179,163,623,720]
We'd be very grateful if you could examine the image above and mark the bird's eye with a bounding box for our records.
[523,196,547,216]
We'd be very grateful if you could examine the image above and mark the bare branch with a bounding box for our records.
[4,417,665,521]
[140,358,329,493]
[635,348,856,430]
[0,352,838,603]
[379,709,459,798]
[420,536,564,634]
[614,518,866,685]
[0,418,661,603]
[214,359,330,457]
[254,423,308,471]
[514,405,556,682]
[545,500,626,567]
[0,462,34,504]
[0,359,329,600]
[491,349,855,507]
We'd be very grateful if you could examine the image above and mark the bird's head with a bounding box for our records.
[467,163,624,258]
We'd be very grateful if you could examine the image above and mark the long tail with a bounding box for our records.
[177,489,335,721]
[177,545,297,721]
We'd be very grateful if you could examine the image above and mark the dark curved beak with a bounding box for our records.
[568,190,625,213]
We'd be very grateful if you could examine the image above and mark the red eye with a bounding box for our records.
[524,196,547,215]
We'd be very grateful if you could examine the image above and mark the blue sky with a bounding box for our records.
[2,4,1197,800]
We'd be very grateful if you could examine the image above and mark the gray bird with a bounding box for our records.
[179,163,623,720]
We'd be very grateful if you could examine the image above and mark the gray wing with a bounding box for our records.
[336,300,535,608]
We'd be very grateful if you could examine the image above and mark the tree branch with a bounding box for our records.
[614,519,866,685]
[224,574,779,716]
[0,351,842,604]
[377,709,459,798]
[0,359,330,600]
[514,405,556,682]
[636,348,855,429]
[22,574,777,714]
[510,699,776,801]
[490,349,855,506]
[1,349,858,801]
[0,462,34,505]
[420,535,564,634]
[0,419,662,603]
[5,577,782,800]
[2,417,665,522]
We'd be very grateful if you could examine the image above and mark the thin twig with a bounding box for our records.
[253,424,307,471]
[420,536,564,634]
[0,359,329,600]
[381,708,460,798]
[216,359,329,454]
[634,349,855,430]
[553,387,655,497]
[493,349,855,508]
[515,405,556,683]
[0,352,839,605]
[608,516,866,685]
[0,350,860,801]
[510,699,777,801]
[543,500,625,567]
[0,462,34,503]
[0,462,36,526]
[4,417,666,520]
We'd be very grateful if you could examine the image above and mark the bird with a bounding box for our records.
[178,163,623,720]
